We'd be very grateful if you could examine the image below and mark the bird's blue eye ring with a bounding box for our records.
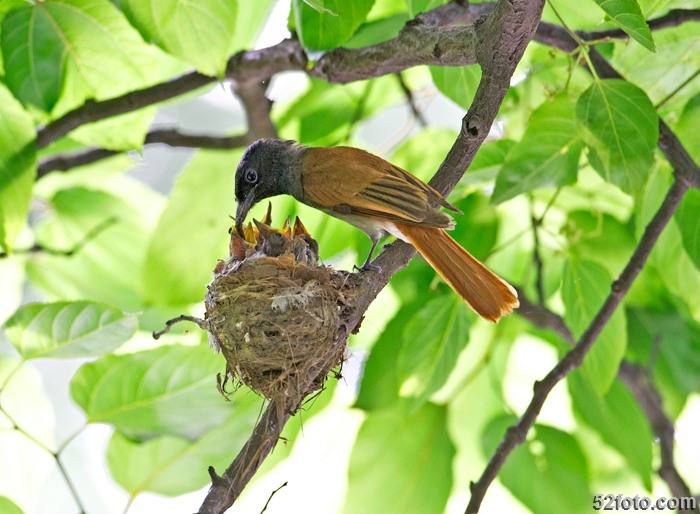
[245,169,258,184]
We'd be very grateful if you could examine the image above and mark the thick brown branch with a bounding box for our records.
[515,289,697,506]
[466,177,689,513]
[35,39,306,149]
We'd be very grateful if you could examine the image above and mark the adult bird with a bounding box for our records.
[234,138,518,322]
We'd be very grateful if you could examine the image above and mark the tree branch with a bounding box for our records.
[515,288,698,507]
[196,0,545,511]
[35,39,306,149]
[466,177,689,513]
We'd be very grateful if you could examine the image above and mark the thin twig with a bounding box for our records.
[465,177,689,513]
[529,196,546,304]
[0,216,118,259]
[259,481,288,514]
[395,72,428,127]
[152,315,207,340]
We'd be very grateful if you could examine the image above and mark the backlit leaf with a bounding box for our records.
[482,415,591,514]
[568,371,652,489]
[3,301,137,359]
[343,403,454,514]
[430,66,481,111]
[120,0,237,76]
[1,0,160,115]
[107,399,258,495]
[577,80,657,197]
[70,344,232,440]
[592,0,655,51]
[292,0,375,51]
[397,296,471,409]
[675,188,700,272]
[493,93,581,203]
[0,84,35,253]
[562,258,627,395]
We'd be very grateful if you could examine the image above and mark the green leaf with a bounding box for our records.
[70,344,232,440]
[397,296,471,408]
[68,108,156,151]
[482,415,591,514]
[450,192,499,260]
[493,94,582,204]
[355,261,436,411]
[1,0,160,115]
[142,149,242,306]
[562,258,627,395]
[26,188,150,311]
[292,0,375,51]
[568,371,653,489]
[577,79,658,197]
[676,94,700,166]
[592,0,655,51]
[3,301,137,359]
[430,66,481,111]
[343,403,455,514]
[302,0,338,15]
[390,127,459,183]
[675,189,700,272]
[120,0,237,76]
[344,13,409,49]
[107,400,258,496]
[454,139,516,196]
[0,496,24,514]
[568,211,637,278]
[0,83,36,253]
[228,0,275,54]
[407,0,448,17]
[650,219,700,320]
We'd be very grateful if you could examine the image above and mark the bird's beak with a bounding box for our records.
[235,191,255,237]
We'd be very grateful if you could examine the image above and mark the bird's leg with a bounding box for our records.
[355,237,381,272]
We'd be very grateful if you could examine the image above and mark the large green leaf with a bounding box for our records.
[228,0,275,54]
[70,344,232,440]
[591,0,654,51]
[562,258,627,395]
[454,139,516,195]
[142,149,242,306]
[675,188,700,272]
[650,219,700,321]
[344,13,409,49]
[292,0,376,51]
[3,301,137,359]
[397,296,471,408]
[482,416,591,514]
[493,93,581,203]
[107,401,258,496]
[120,0,237,76]
[26,188,150,311]
[613,23,700,109]
[450,192,499,260]
[1,0,160,115]
[430,66,481,111]
[343,403,454,514]
[568,371,653,489]
[0,83,36,253]
[576,80,658,198]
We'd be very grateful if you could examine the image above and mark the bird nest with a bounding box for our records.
[203,217,355,404]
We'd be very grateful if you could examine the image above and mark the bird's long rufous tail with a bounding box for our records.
[397,224,519,322]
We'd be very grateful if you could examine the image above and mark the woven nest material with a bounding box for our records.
[205,251,353,402]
